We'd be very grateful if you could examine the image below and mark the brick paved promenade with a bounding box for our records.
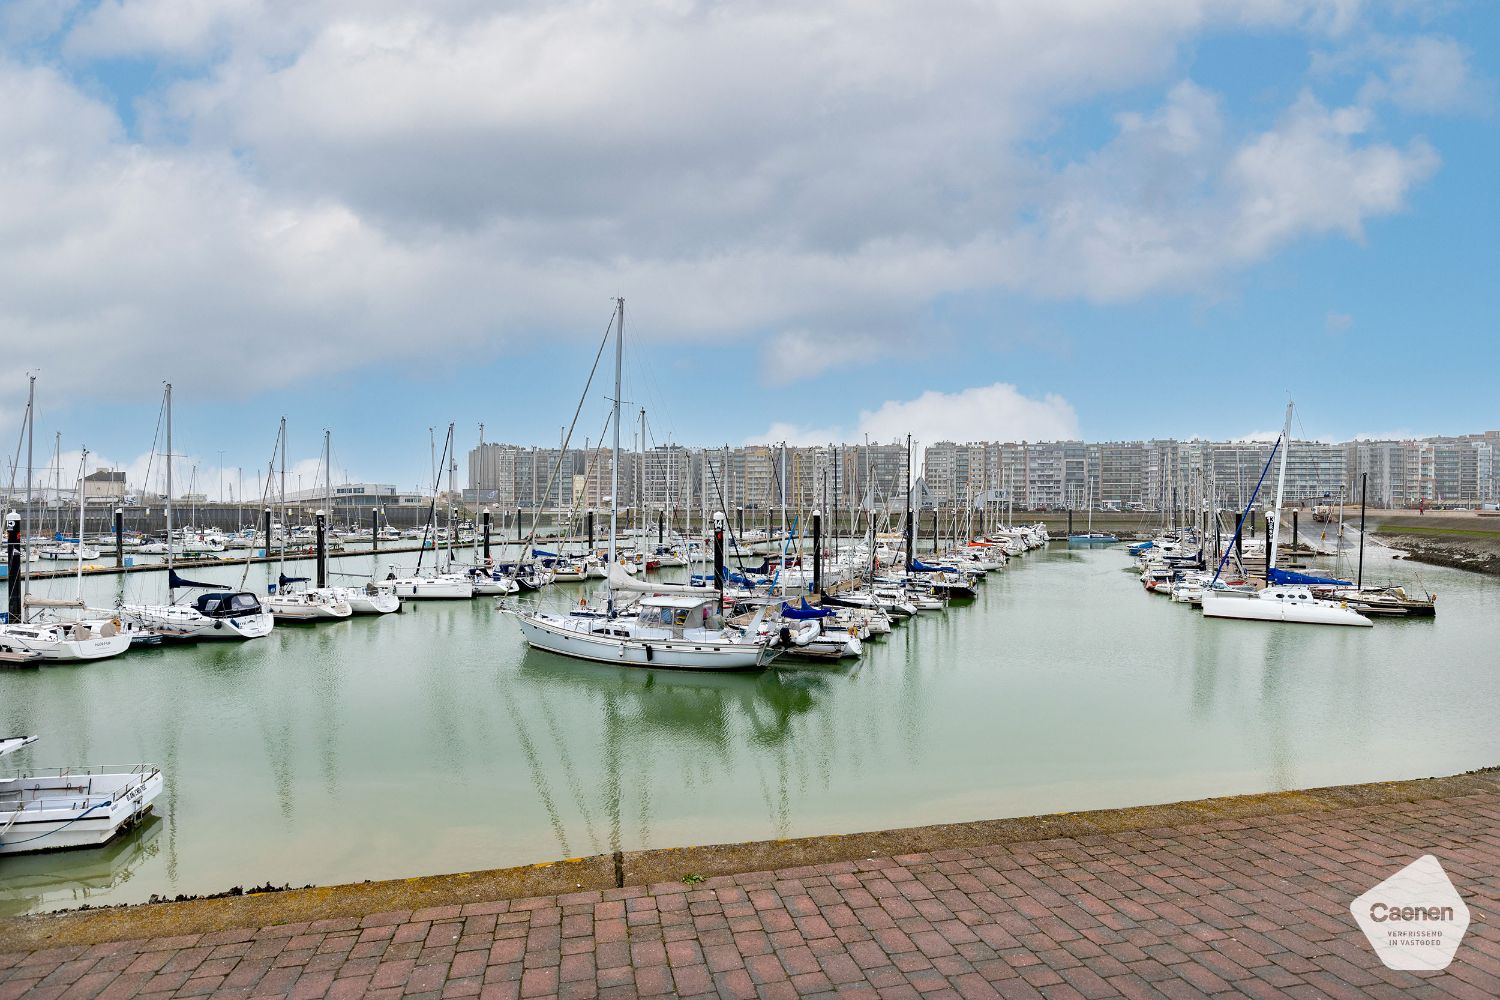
[2,777,1497,999]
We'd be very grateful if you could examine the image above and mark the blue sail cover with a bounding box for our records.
[910,559,958,573]
[52,532,82,543]
[780,598,831,620]
[169,569,224,590]
[1267,568,1352,586]
[530,549,559,558]
[279,574,311,587]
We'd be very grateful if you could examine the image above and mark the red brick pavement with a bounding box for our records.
[2,790,1497,999]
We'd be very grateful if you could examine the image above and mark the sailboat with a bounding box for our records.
[507,299,776,671]
[388,425,475,600]
[1201,403,1371,628]
[1067,469,1117,546]
[0,417,133,661]
[264,427,355,621]
[119,385,276,640]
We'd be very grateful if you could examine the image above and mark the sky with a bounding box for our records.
[1,0,1496,498]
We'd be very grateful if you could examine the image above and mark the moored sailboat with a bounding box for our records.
[508,298,776,671]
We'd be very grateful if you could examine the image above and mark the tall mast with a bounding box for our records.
[1268,401,1294,572]
[53,431,61,536]
[324,429,332,532]
[278,416,287,576]
[22,375,34,603]
[607,297,623,614]
[446,423,455,567]
[642,407,648,542]
[76,448,88,598]
[165,383,174,600]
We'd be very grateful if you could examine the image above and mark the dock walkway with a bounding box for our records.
[2,772,1497,998]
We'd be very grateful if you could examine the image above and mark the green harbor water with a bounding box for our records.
[3,544,1498,916]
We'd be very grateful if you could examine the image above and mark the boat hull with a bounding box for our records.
[390,578,473,600]
[0,626,132,662]
[1201,594,1372,626]
[0,768,163,855]
[120,606,275,640]
[516,614,771,671]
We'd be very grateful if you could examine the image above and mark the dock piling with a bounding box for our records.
[315,510,327,588]
[5,511,20,622]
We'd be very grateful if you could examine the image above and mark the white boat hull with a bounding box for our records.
[515,613,772,671]
[336,587,401,615]
[390,577,474,600]
[0,767,163,855]
[120,606,275,640]
[0,623,132,662]
[1202,591,1372,626]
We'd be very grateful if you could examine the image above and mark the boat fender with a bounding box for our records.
[644,644,653,662]
[579,597,587,607]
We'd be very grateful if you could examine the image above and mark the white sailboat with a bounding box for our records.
[1202,403,1371,628]
[265,428,356,621]
[508,298,776,671]
[334,581,402,615]
[388,425,477,600]
[0,736,163,855]
[37,540,101,561]
[1,443,132,662]
[119,385,275,641]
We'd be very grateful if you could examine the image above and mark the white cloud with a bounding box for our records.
[858,384,1080,444]
[752,382,1079,446]
[1326,310,1353,333]
[0,0,1462,423]
[750,422,846,448]
[1374,35,1483,113]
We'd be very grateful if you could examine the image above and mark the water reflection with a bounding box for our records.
[511,651,830,853]
[0,815,163,918]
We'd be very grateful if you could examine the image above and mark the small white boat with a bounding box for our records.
[0,737,163,855]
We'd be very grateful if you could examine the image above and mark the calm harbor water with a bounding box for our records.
[3,544,1498,916]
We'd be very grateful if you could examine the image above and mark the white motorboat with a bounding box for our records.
[0,736,163,855]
